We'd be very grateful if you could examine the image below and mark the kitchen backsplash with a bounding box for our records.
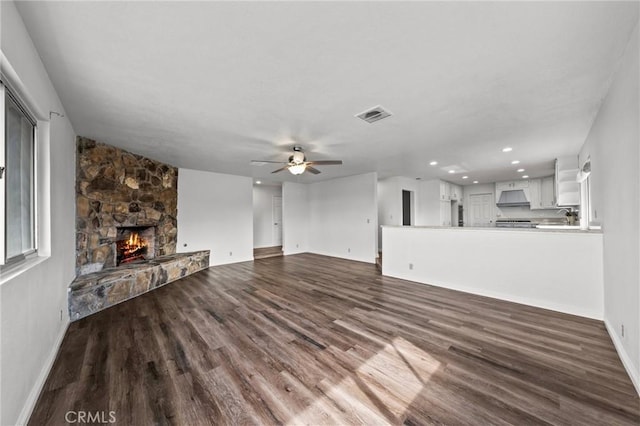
[496,205,569,220]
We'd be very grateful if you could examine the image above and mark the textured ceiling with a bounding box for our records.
[15,1,639,184]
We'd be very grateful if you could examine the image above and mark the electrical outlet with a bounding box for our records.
[229,251,233,256]
[296,244,299,248]
[348,248,351,253]
[367,218,370,224]
[594,209,598,219]
[409,263,413,270]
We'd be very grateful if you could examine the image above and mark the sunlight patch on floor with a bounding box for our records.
[286,336,441,425]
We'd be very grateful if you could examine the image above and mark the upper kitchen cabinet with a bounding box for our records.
[450,184,462,202]
[529,176,556,210]
[439,181,451,201]
[541,176,556,208]
[555,157,580,206]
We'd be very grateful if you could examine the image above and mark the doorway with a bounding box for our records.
[468,193,493,226]
[272,196,282,246]
[402,190,414,226]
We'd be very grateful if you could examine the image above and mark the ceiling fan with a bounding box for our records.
[251,146,343,175]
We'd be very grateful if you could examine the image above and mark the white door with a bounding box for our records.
[272,196,282,246]
[469,194,493,226]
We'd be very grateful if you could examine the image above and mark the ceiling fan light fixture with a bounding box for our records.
[289,164,306,175]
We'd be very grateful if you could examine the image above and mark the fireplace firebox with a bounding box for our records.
[115,226,156,266]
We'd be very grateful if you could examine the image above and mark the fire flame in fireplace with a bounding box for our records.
[118,231,148,264]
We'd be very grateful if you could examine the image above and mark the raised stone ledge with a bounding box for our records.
[69,250,210,321]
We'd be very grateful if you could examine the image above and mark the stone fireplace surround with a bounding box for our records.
[70,137,209,320]
[75,137,178,275]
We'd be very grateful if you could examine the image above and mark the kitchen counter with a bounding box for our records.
[382,225,602,234]
[381,225,603,319]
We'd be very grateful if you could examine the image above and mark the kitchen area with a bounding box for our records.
[378,155,604,320]
[411,156,587,230]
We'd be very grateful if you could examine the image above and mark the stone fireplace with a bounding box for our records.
[71,137,210,321]
[75,137,178,275]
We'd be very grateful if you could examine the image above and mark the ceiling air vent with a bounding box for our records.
[355,105,392,123]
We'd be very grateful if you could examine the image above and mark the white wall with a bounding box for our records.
[282,182,309,255]
[0,2,76,424]
[252,185,281,248]
[378,176,420,249]
[578,21,639,393]
[308,172,378,263]
[383,227,604,319]
[177,169,253,266]
[283,173,378,262]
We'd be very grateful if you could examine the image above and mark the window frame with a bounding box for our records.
[0,79,39,267]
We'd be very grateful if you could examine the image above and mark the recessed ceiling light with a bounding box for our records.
[462,176,468,179]
[511,160,520,165]
[473,180,479,184]
[429,161,438,166]
[502,147,513,152]
[256,181,261,184]
[448,170,455,174]
[522,175,529,179]
[517,168,525,172]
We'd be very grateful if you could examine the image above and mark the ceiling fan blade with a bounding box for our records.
[306,166,321,174]
[251,160,288,165]
[306,160,343,166]
[271,165,290,174]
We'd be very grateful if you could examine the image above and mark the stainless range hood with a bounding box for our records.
[497,189,530,207]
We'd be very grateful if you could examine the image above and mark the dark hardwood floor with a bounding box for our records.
[30,254,639,425]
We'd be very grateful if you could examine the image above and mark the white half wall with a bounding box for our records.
[252,185,281,248]
[578,20,639,393]
[383,226,604,320]
[282,182,309,255]
[1,2,76,424]
[177,169,253,266]
[308,172,378,263]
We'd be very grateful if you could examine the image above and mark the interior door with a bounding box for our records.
[272,196,282,246]
[469,193,493,226]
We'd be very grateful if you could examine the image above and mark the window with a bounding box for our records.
[1,81,37,265]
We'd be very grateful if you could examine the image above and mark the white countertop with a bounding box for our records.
[380,225,602,234]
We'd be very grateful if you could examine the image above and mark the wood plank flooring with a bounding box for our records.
[30,253,639,425]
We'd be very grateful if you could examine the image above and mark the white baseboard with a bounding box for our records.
[15,319,69,426]
[604,319,640,396]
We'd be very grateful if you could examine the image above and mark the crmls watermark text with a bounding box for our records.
[65,411,116,424]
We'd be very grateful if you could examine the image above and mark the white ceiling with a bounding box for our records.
[15,1,639,184]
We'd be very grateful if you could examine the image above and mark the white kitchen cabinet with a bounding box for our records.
[529,178,543,209]
[496,180,529,193]
[556,157,580,206]
[440,201,452,226]
[450,184,462,201]
[439,181,451,201]
[541,176,556,208]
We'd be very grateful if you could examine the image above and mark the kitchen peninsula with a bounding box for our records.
[381,225,603,319]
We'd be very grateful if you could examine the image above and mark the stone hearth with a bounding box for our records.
[69,251,210,320]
